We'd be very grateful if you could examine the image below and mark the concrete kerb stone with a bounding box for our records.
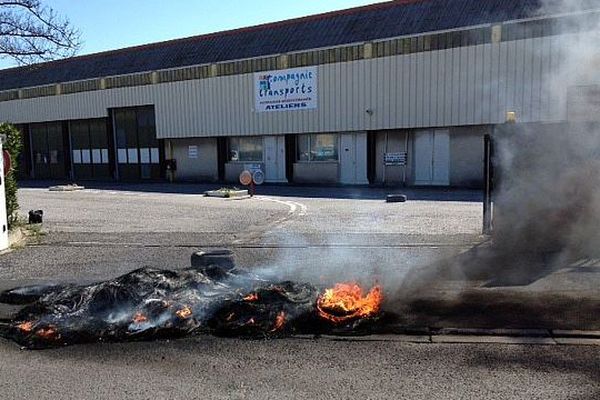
[297,328,600,345]
[432,328,552,337]
[320,334,431,343]
[553,337,600,346]
[551,330,600,338]
[431,335,558,345]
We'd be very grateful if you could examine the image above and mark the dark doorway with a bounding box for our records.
[15,124,32,180]
[70,118,112,180]
[112,106,162,180]
[30,122,68,179]
[285,134,296,183]
[367,131,377,184]
[217,137,227,182]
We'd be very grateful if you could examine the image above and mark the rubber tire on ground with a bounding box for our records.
[190,249,235,270]
[386,194,408,203]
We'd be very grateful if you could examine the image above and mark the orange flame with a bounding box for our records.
[176,306,193,320]
[17,321,35,333]
[243,293,259,302]
[36,326,59,340]
[132,312,148,324]
[316,283,383,324]
[270,311,286,332]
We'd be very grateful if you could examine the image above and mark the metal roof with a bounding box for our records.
[0,0,582,91]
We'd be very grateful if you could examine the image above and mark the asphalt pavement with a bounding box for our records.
[0,184,597,399]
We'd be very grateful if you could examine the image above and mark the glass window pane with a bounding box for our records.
[118,149,128,164]
[228,137,240,161]
[297,135,310,161]
[81,149,91,164]
[139,148,150,164]
[128,148,139,164]
[310,134,338,161]
[238,137,263,162]
[102,149,110,164]
[228,137,262,162]
[150,148,160,164]
[72,150,82,164]
[92,149,102,164]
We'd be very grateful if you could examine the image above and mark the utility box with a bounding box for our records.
[0,142,8,251]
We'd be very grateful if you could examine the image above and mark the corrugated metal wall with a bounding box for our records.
[0,34,576,139]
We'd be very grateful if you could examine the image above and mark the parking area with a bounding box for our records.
[2,184,483,286]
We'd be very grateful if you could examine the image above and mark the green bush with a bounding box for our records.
[0,123,23,229]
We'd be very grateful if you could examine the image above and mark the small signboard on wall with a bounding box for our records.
[384,152,407,166]
[188,145,198,159]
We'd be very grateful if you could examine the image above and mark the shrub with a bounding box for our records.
[0,123,23,229]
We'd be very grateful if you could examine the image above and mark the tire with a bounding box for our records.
[191,249,235,270]
[386,194,407,203]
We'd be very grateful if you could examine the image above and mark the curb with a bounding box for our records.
[296,328,600,346]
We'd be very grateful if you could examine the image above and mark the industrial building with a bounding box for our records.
[0,0,598,186]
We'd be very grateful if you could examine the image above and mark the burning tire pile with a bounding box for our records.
[0,257,382,349]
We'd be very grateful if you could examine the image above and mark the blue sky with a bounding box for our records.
[0,0,387,69]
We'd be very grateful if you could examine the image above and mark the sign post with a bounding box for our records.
[0,142,9,251]
[239,166,265,198]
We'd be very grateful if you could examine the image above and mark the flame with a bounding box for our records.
[175,306,193,320]
[316,283,383,324]
[132,312,148,324]
[243,293,259,302]
[270,311,286,332]
[17,321,35,333]
[36,326,59,340]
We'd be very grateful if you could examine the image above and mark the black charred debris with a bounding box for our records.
[0,252,383,349]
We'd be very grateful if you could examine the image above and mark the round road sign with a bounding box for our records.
[252,170,265,185]
[2,150,11,177]
[239,170,252,186]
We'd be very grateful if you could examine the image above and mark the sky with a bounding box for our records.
[0,0,388,69]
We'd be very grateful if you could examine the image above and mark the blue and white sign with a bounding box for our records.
[255,67,318,112]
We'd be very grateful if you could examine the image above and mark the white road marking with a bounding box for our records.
[255,196,308,217]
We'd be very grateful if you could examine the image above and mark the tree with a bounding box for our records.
[0,123,22,228]
[0,0,81,65]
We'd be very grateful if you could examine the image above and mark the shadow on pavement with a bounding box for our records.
[391,242,600,330]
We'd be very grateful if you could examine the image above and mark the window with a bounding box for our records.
[297,134,338,162]
[228,136,263,162]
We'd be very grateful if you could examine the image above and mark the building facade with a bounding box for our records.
[0,0,598,186]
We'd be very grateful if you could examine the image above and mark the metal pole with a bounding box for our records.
[482,133,493,235]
